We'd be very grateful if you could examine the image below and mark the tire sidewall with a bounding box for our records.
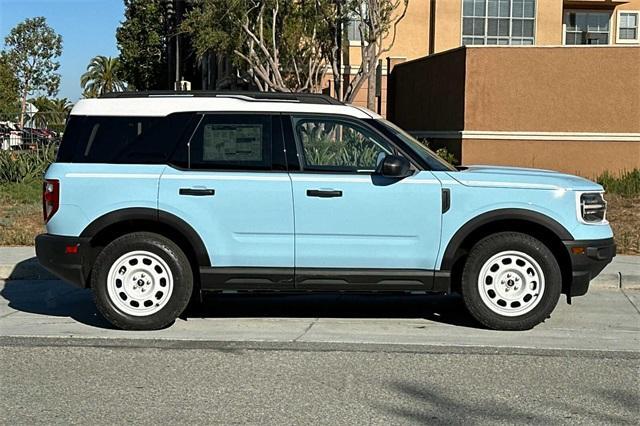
[92,233,193,330]
[462,232,562,330]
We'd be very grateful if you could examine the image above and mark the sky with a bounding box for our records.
[0,0,125,102]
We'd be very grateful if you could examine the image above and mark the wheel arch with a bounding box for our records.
[441,209,573,294]
[80,208,210,282]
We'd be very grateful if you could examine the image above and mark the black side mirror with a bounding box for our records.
[378,155,412,178]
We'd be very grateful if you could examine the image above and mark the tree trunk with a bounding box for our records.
[366,48,376,111]
[19,89,28,128]
[334,1,343,102]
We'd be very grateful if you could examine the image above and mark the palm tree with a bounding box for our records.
[48,98,73,124]
[28,97,73,130]
[81,56,127,97]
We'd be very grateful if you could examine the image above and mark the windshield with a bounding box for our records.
[371,119,457,172]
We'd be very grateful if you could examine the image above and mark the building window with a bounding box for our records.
[462,0,536,46]
[564,11,611,45]
[346,3,367,43]
[617,11,639,43]
[347,18,362,42]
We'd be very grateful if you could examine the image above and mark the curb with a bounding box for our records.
[2,260,638,289]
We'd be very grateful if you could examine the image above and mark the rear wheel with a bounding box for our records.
[461,232,561,330]
[92,232,193,330]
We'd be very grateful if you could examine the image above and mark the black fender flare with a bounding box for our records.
[440,208,574,270]
[80,207,210,266]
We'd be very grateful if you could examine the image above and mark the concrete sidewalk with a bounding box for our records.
[1,280,638,352]
[1,245,638,288]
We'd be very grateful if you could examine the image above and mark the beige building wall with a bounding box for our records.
[346,0,640,67]
[433,0,464,52]
[344,0,640,116]
[536,0,564,44]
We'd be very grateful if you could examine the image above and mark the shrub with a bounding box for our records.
[0,144,56,183]
[596,169,640,198]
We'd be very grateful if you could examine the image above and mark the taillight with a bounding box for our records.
[43,179,59,223]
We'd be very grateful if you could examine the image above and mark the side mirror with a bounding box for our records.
[378,155,412,178]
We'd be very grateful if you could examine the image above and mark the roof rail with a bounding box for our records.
[99,91,343,105]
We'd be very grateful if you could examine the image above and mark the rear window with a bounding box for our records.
[56,113,194,163]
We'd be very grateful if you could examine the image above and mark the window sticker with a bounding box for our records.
[202,124,263,162]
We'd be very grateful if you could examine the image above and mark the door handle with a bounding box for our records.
[179,188,215,196]
[306,189,343,198]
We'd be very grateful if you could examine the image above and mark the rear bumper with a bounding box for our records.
[35,234,93,288]
[564,238,616,297]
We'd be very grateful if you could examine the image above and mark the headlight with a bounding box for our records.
[578,192,607,224]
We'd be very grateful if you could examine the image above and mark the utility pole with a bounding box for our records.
[165,0,175,90]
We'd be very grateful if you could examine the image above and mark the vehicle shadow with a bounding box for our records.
[188,291,482,328]
[0,278,114,329]
[1,260,482,330]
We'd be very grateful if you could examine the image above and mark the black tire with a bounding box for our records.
[91,232,193,330]
[461,232,561,331]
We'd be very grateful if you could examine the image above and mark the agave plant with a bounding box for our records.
[0,143,56,183]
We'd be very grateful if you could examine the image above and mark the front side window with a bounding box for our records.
[186,115,272,170]
[617,11,639,43]
[294,117,395,173]
[462,0,536,46]
[564,11,611,45]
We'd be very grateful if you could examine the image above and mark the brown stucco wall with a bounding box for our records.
[387,47,466,130]
[464,46,640,133]
[387,45,640,176]
[462,139,640,177]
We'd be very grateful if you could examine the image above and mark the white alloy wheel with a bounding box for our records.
[106,250,174,316]
[477,250,546,317]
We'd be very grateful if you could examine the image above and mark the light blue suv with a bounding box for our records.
[36,92,615,331]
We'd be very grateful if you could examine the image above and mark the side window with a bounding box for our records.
[58,114,193,163]
[187,114,273,170]
[294,117,395,173]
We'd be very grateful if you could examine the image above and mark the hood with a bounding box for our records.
[447,165,603,191]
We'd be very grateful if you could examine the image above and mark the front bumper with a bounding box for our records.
[35,234,93,288]
[563,238,616,297]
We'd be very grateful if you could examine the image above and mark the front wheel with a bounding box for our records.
[461,232,561,330]
[92,232,193,330]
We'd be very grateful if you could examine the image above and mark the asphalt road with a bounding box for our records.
[1,339,638,425]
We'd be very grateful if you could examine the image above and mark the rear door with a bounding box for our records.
[285,115,443,289]
[158,113,295,289]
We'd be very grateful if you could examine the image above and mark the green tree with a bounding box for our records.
[3,17,63,127]
[346,0,408,108]
[182,0,333,92]
[0,53,20,117]
[182,0,407,103]
[80,56,127,97]
[116,0,169,90]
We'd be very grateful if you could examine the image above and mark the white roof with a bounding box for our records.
[71,97,381,119]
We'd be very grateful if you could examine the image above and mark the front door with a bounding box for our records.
[287,115,443,289]
[158,114,294,289]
